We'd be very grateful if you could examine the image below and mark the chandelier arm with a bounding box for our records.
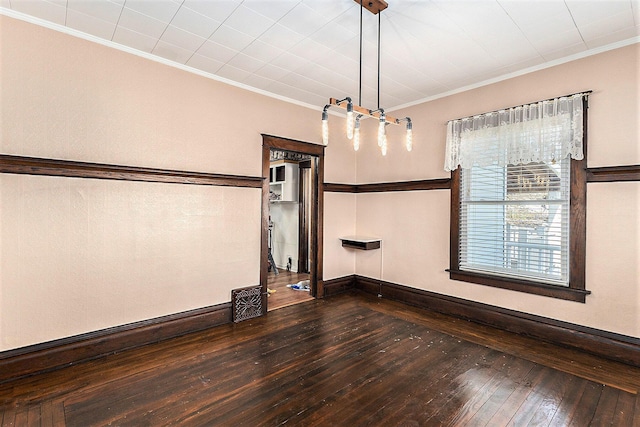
[334,96,352,105]
[329,98,399,124]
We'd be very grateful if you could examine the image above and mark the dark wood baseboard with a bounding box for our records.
[322,275,357,297]
[0,302,232,384]
[349,275,640,367]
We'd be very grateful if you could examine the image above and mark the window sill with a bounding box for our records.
[447,269,590,303]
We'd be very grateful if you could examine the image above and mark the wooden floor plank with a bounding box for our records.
[547,377,588,426]
[589,385,620,426]
[567,382,604,426]
[11,409,26,427]
[26,405,41,427]
[485,363,547,426]
[0,292,638,427]
[526,373,579,426]
[337,330,488,426]
[38,401,53,427]
[1,408,16,427]
[612,389,637,426]
[297,321,467,426]
[423,350,511,425]
[507,368,568,426]
[633,393,640,426]
[453,356,536,425]
[204,310,398,426]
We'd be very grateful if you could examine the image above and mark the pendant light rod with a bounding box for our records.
[358,0,363,106]
[377,11,381,110]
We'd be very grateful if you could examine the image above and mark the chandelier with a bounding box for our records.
[321,0,412,155]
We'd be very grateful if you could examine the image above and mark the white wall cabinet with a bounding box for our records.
[269,162,299,202]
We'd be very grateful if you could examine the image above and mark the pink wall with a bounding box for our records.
[355,43,640,338]
[1,13,637,351]
[0,16,356,351]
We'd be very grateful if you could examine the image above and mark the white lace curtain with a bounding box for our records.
[444,93,588,171]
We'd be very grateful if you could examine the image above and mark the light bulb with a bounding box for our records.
[381,136,388,156]
[353,118,360,151]
[322,110,329,145]
[405,124,413,152]
[377,115,385,147]
[346,102,354,139]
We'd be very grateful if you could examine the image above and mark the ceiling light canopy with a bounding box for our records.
[321,0,412,156]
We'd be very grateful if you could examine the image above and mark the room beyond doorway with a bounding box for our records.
[267,270,313,311]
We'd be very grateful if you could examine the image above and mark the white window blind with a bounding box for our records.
[459,159,570,286]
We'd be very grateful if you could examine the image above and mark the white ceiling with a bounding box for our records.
[2,0,639,110]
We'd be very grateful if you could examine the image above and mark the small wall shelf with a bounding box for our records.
[340,236,382,250]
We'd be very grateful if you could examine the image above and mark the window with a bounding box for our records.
[446,94,590,302]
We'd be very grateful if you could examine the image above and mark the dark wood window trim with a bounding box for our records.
[449,98,590,303]
[0,154,263,188]
[446,269,590,302]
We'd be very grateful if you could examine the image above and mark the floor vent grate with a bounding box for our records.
[231,286,263,322]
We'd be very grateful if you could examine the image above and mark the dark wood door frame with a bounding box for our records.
[298,159,312,274]
[261,135,325,314]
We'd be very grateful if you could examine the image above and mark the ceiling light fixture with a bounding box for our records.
[321,0,412,156]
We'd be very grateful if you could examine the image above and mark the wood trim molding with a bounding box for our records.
[357,178,451,193]
[324,163,640,194]
[586,164,640,182]
[322,275,357,297]
[0,302,232,384]
[323,183,358,193]
[569,106,588,294]
[351,275,640,367]
[0,154,263,188]
[261,134,325,157]
[447,269,589,302]
[323,178,451,193]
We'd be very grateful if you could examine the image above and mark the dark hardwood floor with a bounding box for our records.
[1,291,639,426]
[267,270,313,311]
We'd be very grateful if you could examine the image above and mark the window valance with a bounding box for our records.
[444,93,589,172]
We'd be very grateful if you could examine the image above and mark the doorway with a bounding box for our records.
[260,135,324,313]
